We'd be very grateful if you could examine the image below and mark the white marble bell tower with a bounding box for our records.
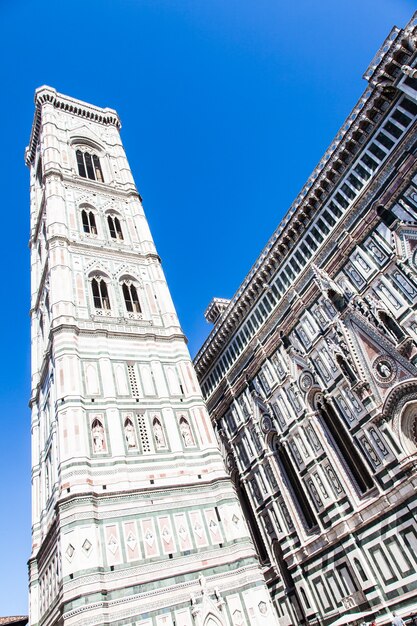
[26,86,277,626]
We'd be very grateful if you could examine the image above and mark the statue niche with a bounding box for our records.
[153,417,167,449]
[92,418,106,453]
[335,354,357,386]
[124,417,137,449]
[378,310,405,344]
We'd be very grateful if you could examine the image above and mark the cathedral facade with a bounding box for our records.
[194,13,417,626]
[26,87,278,626]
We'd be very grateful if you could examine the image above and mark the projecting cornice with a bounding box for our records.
[194,13,417,377]
[25,86,121,165]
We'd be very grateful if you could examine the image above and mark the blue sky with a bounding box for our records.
[0,0,415,615]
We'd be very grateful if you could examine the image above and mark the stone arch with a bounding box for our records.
[400,402,417,455]
[306,387,324,411]
[70,135,106,155]
[203,613,224,626]
[382,379,417,457]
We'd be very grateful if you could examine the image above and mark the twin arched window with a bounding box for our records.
[90,276,142,315]
[80,208,124,240]
[76,149,103,182]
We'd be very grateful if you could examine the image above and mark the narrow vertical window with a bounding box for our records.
[76,149,86,178]
[84,152,95,180]
[93,154,103,182]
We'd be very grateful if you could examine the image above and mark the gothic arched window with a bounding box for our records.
[107,215,123,240]
[76,149,103,182]
[91,278,110,310]
[81,209,97,235]
[272,437,317,531]
[317,399,373,495]
[122,281,141,313]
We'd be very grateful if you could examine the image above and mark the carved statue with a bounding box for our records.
[376,360,392,379]
[312,265,347,312]
[92,420,105,453]
[180,419,193,447]
[124,419,136,448]
[153,418,166,448]
[402,65,417,79]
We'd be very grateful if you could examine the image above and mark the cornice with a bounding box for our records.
[194,15,417,377]
[26,85,121,166]
[205,127,417,416]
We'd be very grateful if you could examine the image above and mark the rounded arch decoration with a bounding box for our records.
[70,135,106,155]
[382,379,417,457]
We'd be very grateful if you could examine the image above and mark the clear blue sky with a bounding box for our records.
[0,0,415,616]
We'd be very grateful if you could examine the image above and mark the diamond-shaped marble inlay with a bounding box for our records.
[126,532,137,551]
[209,519,217,534]
[194,522,203,537]
[65,544,75,560]
[178,525,188,540]
[258,601,268,615]
[145,529,154,547]
[161,525,171,544]
[82,539,92,555]
[107,534,118,554]
[232,514,239,525]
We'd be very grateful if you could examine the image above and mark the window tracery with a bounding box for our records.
[81,208,97,235]
[121,279,141,315]
[107,214,123,240]
[91,276,111,311]
[76,147,103,182]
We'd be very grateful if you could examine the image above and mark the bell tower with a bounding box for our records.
[26,87,277,626]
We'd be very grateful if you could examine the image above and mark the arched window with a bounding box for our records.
[108,215,123,240]
[91,278,110,310]
[317,399,373,494]
[81,209,97,234]
[76,149,103,182]
[273,438,317,530]
[122,281,141,313]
